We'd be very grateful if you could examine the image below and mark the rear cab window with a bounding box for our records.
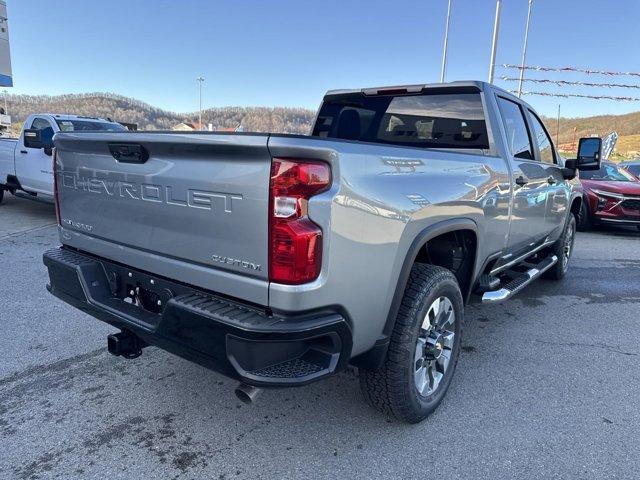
[312,90,490,150]
[56,119,127,132]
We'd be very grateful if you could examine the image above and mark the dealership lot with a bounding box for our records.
[1,194,639,480]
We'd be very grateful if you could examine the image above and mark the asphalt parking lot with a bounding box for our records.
[1,193,639,480]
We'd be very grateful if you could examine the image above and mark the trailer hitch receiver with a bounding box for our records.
[107,330,144,359]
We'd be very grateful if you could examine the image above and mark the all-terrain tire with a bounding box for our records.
[543,213,577,280]
[359,264,463,423]
[576,199,592,231]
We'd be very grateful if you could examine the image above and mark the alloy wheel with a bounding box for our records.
[414,296,456,396]
[562,220,575,272]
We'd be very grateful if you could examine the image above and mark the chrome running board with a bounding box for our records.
[482,255,558,304]
[490,238,556,276]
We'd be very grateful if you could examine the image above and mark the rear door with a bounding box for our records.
[525,109,569,236]
[54,132,272,304]
[495,96,550,253]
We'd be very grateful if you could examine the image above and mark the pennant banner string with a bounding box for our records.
[502,64,640,78]
[501,76,640,90]
[511,90,640,102]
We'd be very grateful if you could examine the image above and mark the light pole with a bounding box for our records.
[440,0,452,83]
[517,0,533,97]
[488,0,502,83]
[556,104,561,147]
[196,76,205,130]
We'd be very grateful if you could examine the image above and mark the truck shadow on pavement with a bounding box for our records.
[584,224,640,238]
[1,306,526,480]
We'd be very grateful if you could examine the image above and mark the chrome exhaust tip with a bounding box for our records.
[234,383,262,405]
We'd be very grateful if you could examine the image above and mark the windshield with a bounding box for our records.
[580,163,636,182]
[55,119,127,132]
[624,164,640,176]
[312,91,489,150]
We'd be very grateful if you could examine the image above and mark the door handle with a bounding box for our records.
[547,176,557,185]
[109,143,149,163]
[20,150,28,154]
[515,175,529,186]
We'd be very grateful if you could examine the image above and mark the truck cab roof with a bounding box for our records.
[324,80,528,106]
[35,113,117,124]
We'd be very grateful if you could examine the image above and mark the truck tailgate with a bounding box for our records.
[54,132,272,305]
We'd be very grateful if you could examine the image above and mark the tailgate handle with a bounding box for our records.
[109,143,149,163]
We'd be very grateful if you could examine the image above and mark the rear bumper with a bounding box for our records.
[43,247,352,387]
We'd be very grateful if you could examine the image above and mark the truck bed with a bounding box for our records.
[0,137,18,184]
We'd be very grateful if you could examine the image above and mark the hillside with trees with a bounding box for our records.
[4,92,639,158]
[4,92,315,136]
[5,93,183,133]
[542,111,640,158]
[543,111,640,144]
[198,106,314,134]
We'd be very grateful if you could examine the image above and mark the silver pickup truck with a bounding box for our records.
[43,81,601,423]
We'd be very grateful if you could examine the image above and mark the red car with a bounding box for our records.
[578,162,640,231]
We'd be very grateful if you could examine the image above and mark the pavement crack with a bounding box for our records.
[0,347,106,388]
[533,340,638,357]
[0,223,57,241]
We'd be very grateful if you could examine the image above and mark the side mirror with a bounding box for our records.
[23,129,43,149]
[24,127,55,153]
[561,164,577,180]
[575,137,602,171]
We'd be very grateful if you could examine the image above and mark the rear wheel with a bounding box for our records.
[359,264,463,423]
[543,213,576,280]
[0,187,4,204]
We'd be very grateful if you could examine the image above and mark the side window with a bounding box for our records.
[528,111,556,164]
[496,97,534,160]
[30,117,51,130]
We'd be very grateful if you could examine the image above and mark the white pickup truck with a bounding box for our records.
[0,114,126,203]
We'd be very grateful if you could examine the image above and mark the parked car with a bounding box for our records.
[619,159,640,180]
[577,162,640,231]
[43,81,599,423]
[0,114,126,204]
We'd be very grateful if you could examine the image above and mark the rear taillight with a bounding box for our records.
[53,148,61,225]
[269,158,330,284]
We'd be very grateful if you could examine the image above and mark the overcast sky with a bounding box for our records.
[6,0,640,117]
